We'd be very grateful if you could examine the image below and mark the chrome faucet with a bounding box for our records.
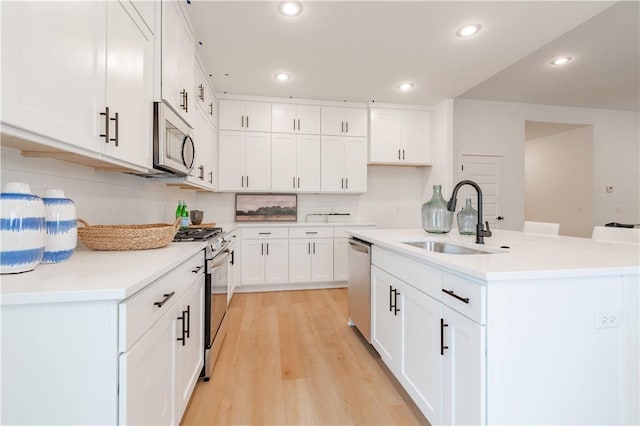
[447,180,492,244]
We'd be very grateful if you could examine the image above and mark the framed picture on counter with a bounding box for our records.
[235,194,297,222]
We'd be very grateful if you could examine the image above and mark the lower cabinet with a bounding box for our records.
[241,239,289,285]
[333,238,349,281]
[371,250,486,426]
[288,238,333,282]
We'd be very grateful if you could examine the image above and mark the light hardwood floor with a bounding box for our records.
[181,288,429,426]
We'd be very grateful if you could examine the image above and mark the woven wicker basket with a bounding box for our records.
[77,218,180,251]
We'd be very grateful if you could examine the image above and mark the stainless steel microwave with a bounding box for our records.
[153,102,195,176]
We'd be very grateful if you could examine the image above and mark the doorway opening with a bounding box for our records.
[524,121,593,237]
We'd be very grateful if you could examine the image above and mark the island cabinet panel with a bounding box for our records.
[371,266,402,372]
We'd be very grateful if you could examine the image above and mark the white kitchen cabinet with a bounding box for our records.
[333,238,349,281]
[271,133,321,192]
[321,107,367,137]
[194,61,217,125]
[218,131,271,191]
[161,0,195,126]
[371,266,403,373]
[175,274,205,423]
[241,237,289,285]
[288,239,333,283]
[321,136,367,193]
[187,106,217,190]
[369,108,432,165]
[219,100,271,132]
[272,103,321,134]
[1,0,153,169]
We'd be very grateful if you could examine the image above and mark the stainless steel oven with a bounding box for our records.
[152,102,195,176]
[203,246,230,380]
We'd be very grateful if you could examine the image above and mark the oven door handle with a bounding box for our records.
[210,250,231,269]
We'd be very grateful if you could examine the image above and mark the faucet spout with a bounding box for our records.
[447,180,492,244]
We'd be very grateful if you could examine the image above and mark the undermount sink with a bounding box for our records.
[402,240,493,255]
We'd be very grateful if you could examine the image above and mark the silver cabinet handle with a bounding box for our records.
[297,177,300,188]
[209,103,213,116]
[293,118,296,131]
[110,111,119,146]
[341,121,344,133]
[185,91,188,112]
[100,107,110,143]
[341,178,344,189]
[208,171,213,184]
[293,177,296,188]
[241,176,244,187]
[261,242,264,255]
[306,231,318,234]
[346,178,349,189]
[346,121,349,133]
[246,115,249,128]
[398,149,401,160]
[241,115,245,128]
[402,149,405,160]
[198,165,204,180]
[246,175,249,187]
[308,241,311,254]
[313,241,316,254]
[258,232,271,235]
[297,118,300,131]
[198,84,204,101]
[266,242,269,255]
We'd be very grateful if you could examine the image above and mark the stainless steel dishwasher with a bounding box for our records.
[347,238,372,342]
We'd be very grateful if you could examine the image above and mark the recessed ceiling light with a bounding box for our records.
[398,82,415,92]
[550,56,572,66]
[456,24,482,38]
[275,72,291,81]
[278,1,303,17]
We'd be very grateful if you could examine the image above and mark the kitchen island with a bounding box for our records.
[347,228,639,425]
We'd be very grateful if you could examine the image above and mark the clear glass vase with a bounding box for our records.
[421,185,453,233]
[457,198,477,235]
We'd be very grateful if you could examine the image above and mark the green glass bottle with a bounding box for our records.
[180,200,189,229]
[175,200,183,220]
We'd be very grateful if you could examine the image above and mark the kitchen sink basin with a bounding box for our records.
[402,240,493,255]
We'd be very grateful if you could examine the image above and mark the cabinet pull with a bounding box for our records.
[177,311,186,346]
[345,178,349,189]
[308,242,311,254]
[389,285,394,312]
[441,318,449,355]
[258,232,271,235]
[293,118,296,131]
[261,242,264,255]
[198,84,204,101]
[266,242,269,255]
[297,118,300,131]
[442,288,470,304]
[199,165,205,180]
[209,171,213,184]
[180,89,187,111]
[100,107,110,143]
[154,291,175,308]
[341,178,344,189]
[209,102,213,116]
[306,231,318,234]
[246,175,249,187]
[246,115,249,128]
[313,241,316,254]
[398,149,401,160]
[293,176,296,188]
[297,177,300,188]
[241,175,245,188]
[192,265,203,273]
[110,112,119,146]
[341,121,344,133]
[230,250,235,265]
[394,289,400,316]
[185,91,188,112]
[185,305,191,338]
[402,149,405,160]
[241,115,245,128]
[346,121,349,133]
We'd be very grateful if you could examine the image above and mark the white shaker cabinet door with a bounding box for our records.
[320,136,345,192]
[402,110,431,164]
[344,137,367,193]
[343,108,367,137]
[272,103,298,134]
[271,133,298,191]
[244,102,272,132]
[296,135,321,192]
[288,239,312,283]
[442,305,486,426]
[119,304,176,426]
[241,240,266,285]
[320,107,345,136]
[264,239,289,284]
[1,1,103,152]
[369,109,402,163]
[310,239,333,282]
[104,0,153,168]
[244,132,271,191]
[371,266,402,374]
[218,131,245,191]
[218,100,246,131]
[296,105,321,134]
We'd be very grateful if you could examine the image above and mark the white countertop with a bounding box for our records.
[217,221,375,232]
[348,228,640,281]
[0,242,206,306]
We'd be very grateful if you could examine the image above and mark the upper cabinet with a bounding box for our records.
[369,107,432,165]
[271,133,321,192]
[0,0,154,170]
[194,61,216,125]
[320,136,367,193]
[161,0,195,127]
[272,104,321,134]
[219,100,271,132]
[321,107,367,137]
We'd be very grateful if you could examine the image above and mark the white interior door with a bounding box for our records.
[458,155,504,228]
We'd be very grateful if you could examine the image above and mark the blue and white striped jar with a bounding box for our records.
[42,189,77,264]
[0,182,46,274]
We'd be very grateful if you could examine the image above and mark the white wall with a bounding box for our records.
[0,147,194,225]
[454,99,640,230]
[525,126,593,237]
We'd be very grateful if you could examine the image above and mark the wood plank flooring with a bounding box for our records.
[181,288,428,426]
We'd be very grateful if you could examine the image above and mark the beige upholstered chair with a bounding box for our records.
[591,226,640,244]
[523,221,560,236]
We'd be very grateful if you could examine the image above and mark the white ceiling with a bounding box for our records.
[187,1,637,110]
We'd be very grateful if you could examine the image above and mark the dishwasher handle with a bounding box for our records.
[348,239,370,254]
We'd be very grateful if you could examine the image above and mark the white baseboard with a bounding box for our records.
[234,281,347,293]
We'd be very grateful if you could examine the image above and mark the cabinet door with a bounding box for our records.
[264,239,289,283]
[272,103,298,134]
[402,110,431,165]
[296,135,321,192]
[104,0,153,168]
[194,66,208,112]
[369,109,402,163]
[244,132,271,191]
[333,238,348,281]
[344,108,367,137]
[241,240,265,284]
[400,284,444,425]
[1,1,103,152]
[320,107,345,136]
[371,266,402,373]
[442,306,486,426]
[218,131,244,191]
[311,239,333,282]
[288,239,311,283]
[244,102,271,132]
[344,137,367,193]
[271,133,297,191]
[175,275,204,423]
[296,105,321,134]
[119,304,175,426]
[218,100,245,131]
[320,136,345,192]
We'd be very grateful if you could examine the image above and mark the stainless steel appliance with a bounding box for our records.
[173,227,230,380]
[152,102,195,176]
[347,237,372,342]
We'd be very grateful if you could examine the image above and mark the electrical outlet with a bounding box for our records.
[595,312,620,329]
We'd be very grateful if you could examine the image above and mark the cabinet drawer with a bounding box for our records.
[289,227,333,239]
[242,227,288,239]
[440,272,486,325]
[119,251,205,352]
[372,247,442,300]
